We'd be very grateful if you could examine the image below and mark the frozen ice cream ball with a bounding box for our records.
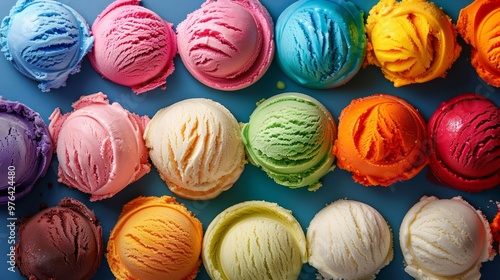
[491,206,500,252]
[0,98,52,204]
[15,197,103,280]
[144,98,245,200]
[49,92,151,201]
[107,196,203,280]
[0,0,93,91]
[428,93,500,192]
[89,0,177,94]
[365,0,461,87]
[275,0,366,89]
[458,0,500,87]
[241,92,337,191]
[400,196,495,279]
[203,201,307,280]
[333,94,429,186]
[307,200,393,279]
[177,0,274,90]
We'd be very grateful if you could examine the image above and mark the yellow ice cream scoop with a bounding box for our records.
[365,0,461,87]
[203,200,307,280]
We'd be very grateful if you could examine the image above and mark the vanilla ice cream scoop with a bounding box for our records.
[307,200,393,279]
[144,98,245,200]
[203,201,307,280]
[400,196,495,279]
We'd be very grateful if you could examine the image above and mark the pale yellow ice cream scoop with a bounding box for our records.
[203,200,307,280]
[365,0,461,87]
[144,98,245,200]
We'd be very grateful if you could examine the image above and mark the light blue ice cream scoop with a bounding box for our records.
[275,0,366,89]
[0,0,93,92]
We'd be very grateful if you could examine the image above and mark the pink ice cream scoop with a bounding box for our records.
[177,0,274,91]
[49,92,151,201]
[88,0,177,94]
[428,93,500,192]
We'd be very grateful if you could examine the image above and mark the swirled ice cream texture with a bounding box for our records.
[107,196,203,280]
[16,197,103,280]
[49,92,150,201]
[333,94,429,186]
[0,98,52,204]
[203,201,307,280]
[89,0,177,94]
[176,0,274,90]
[275,0,366,89]
[0,0,93,91]
[428,93,500,192]
[241,93,337,190]
[144,98,245,200]
[400,196,495,279]
[365,0,461,87]
[307,200,393,279]
[457,0,500,87]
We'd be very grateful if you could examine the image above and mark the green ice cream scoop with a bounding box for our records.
[241,93,337,190]
[203,200,307,280]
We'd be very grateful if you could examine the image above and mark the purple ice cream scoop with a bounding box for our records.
[0,98,52,204]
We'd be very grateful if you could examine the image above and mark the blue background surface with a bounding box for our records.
[1,0,499,279]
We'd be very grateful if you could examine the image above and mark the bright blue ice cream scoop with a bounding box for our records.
[276,0,366,89]
[0,0,93,92]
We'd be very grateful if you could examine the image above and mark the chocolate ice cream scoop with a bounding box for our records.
[16,197,103,280]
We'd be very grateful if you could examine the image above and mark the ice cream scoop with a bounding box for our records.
[307,200,393,279]
[144,98,245,200]
[203,200,307,280]
[107,196,203,280]
[400,196,495,279]
[241,93,336,190]
[428,93,500,192]
[457,0,500,87]
[49,92,150,201]
[89,0,177,94]
[0,0,93,92]
[275,0,366,89]
[16,197,103,280]
[176,0,274,90]
[491,206,500,252]
[0,98,52,204]
[364,0,461,87]
[333,94,429,186]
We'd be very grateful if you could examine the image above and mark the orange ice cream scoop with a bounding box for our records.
[107,196,203,280]
[333,94,429,186]
[491,206,500,252]
[365,0,461,87]
[457,0,500,87]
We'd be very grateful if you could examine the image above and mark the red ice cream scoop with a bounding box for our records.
[428,93,500,191]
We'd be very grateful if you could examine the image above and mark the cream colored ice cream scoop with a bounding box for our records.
[144,98,245,200]
[400,196,495,279]
[307,199,393,279]
[203,200,307,280]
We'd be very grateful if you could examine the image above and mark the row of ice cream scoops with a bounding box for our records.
[14,194,499,280]
[1,90,499,205]
[1,0,500,93]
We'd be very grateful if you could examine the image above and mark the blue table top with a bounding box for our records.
[1,0,499,279]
